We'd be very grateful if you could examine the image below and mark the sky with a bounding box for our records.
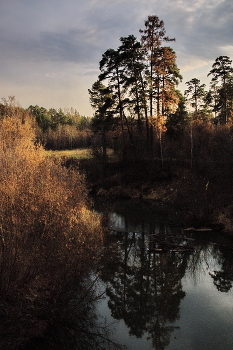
[0,0,233,116]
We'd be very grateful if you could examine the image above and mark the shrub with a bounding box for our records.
[0,113,103,348]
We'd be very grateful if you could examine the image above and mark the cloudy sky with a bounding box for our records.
[0,0,232,116]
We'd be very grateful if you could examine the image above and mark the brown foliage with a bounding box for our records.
[0,114,103,348]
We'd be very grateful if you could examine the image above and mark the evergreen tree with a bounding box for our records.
[184,78,206,115]
[118,35,148,132]
[90,15,181,159]
[140,16,180,151]
[208,56,233,124]
[28,105,51,131]
[99,48,128,156]
[88,80,115,161]
[157,46,182,118]
[166,91,188,139]
[140,15,175,118]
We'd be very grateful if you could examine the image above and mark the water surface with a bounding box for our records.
[94,198,233,350]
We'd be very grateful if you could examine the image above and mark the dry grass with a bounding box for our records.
[46,148,114,160]
[0,113,103,348]
[46,148,93,159]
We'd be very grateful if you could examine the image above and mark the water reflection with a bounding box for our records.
[185,230,233,293]
[95,198,233,350]
[209,245,233,293]
[100,229,188,349]
[0,276,122,350]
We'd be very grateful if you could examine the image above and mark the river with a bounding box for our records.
[93,198,233,350]
[14,198,233,350]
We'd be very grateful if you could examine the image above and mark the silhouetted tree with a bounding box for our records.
[89,80,115,161]
[184,78,206,115]
[208,56,233,124]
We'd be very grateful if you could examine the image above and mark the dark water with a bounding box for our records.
[7,198,233,350]
[94,198,233,350]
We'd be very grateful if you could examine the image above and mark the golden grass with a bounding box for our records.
[46,148,93,159]
[46,148,114,159]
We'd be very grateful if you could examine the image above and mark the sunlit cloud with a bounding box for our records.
[178,55,211,73]
[219,45,233,57]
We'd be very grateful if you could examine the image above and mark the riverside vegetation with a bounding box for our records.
[0,107,113,349]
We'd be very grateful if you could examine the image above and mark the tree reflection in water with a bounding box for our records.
[0,277,122,350]
[94,199,233,349]
[99,225,191,350]
[187,231,233,293]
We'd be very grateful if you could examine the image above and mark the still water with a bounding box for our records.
[94,198,233,350]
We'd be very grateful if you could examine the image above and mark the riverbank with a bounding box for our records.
[60,155,232,233]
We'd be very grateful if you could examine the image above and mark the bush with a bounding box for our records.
[0,114,103,348]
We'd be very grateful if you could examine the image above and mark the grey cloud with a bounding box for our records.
[0,0,232,115]
[0,28,102,65]
[174,0,233,59]
[38,29,101,63]
[1,0,232,64]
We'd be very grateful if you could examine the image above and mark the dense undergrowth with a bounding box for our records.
[0,113,104,349]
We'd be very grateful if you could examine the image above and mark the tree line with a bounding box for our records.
[28,105,93,149]
[0,97,92,150]
[88,15,233,162]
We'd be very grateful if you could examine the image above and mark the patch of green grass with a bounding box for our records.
[46,148,115,160]
[46,148,93,159]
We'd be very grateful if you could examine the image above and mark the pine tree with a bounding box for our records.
[184,78,206,115]
[99,48,128,156]
[118,35,149,139]
[208,56,233,124]
[88,80,115,161]
[140,15,175,118]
